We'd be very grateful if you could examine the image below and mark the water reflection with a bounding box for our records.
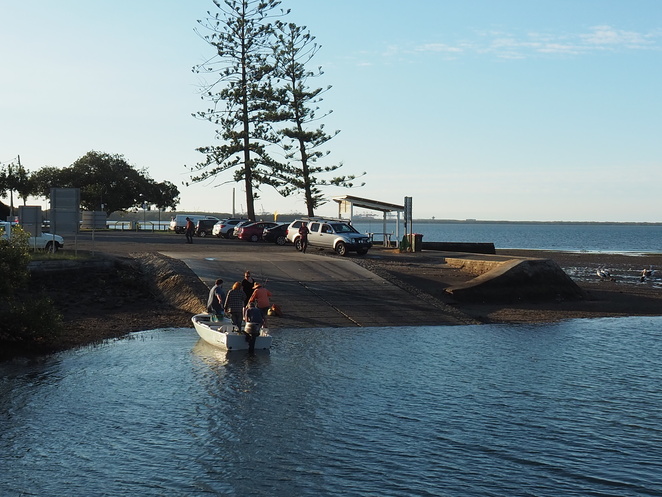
[1,321,662,497]
[191,339,271,367]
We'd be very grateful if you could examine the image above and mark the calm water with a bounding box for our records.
[2,317,662,496]
[352,221,662,253]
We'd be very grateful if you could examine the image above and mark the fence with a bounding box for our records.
[105,221,170,231]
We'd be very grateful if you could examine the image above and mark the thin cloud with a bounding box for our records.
[403,25,661,59]
[580,25,657,49]
[414,43,465,54]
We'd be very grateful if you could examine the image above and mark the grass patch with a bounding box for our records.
[29,251,95,262]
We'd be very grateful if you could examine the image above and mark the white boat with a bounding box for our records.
[191,313,273,351]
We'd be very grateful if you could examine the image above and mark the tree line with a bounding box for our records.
[0,152,179,217]
[189,0,365,220]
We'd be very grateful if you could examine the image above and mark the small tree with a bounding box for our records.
[0,158,36,214]
[0,225,30,297]
[0,225,62,356]
[191,0,289,221]
[272,22,364,216]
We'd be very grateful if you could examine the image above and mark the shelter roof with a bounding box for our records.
[332,195,404,213]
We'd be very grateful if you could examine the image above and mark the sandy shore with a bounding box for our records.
[19,233,662,356]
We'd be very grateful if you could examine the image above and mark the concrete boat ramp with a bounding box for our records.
[164,246,583,329]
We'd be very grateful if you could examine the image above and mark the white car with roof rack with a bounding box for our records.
[286,218,372,256]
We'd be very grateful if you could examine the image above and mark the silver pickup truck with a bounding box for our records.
[0,221,65,252]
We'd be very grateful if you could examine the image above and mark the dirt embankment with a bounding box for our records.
[29,253,208,353]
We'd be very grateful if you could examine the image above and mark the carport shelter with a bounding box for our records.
[332,195,404,246]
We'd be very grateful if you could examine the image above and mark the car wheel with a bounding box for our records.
[250,234,259,242]
[276,235,287,246]
[294,238,303,252]
[335,242,347,256]
[45,241,58,253]
[200,231,207,237]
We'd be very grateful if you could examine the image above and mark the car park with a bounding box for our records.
[212,218,247,238]
[195,219,218,237]
[236,221,279,242]
[263,223,290,245]
[286,218,372,256]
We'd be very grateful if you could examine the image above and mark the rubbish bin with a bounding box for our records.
[413,233,423,252]
[406,233,424,252]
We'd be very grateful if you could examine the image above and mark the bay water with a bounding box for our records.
[2,317,661,496]
[351,221,662,253]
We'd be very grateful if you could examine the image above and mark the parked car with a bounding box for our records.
[1,221,64,252]
[286,218,372,256]
[231,220,254,238]
[170,214,219,234]
[237,221,279,242]
[263,223,291,245]
[195,219,218,237]
[212,218,248,238]
[286,218,328,244]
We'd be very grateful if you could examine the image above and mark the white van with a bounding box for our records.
[169,214,219,234]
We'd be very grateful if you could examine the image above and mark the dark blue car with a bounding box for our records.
[263,223,291,245]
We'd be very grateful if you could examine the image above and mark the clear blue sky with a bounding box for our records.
[2,0,661,221]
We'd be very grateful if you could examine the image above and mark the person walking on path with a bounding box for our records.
[185,217,195,244]
[298,222,310,253]
[207,278,225,318]
[249,282,273,324]
[241,270,255,305]
[243,301,264,353]
[224,281,245,330]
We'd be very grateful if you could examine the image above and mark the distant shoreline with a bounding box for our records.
[106,212,662,227]
[374,219,662,226]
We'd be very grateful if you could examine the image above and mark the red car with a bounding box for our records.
[236,221,279,242]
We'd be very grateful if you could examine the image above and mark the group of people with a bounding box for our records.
[206,270,273,350]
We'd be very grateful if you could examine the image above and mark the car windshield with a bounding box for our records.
[330,223,358,234]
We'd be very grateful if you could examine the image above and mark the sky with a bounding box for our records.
[1,0,661,222]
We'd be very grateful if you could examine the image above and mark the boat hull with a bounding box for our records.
[192,313,272,351]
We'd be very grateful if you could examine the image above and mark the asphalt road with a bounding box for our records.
[71,230,470,328]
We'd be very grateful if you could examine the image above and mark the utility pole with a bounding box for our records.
[8,156,21,219]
